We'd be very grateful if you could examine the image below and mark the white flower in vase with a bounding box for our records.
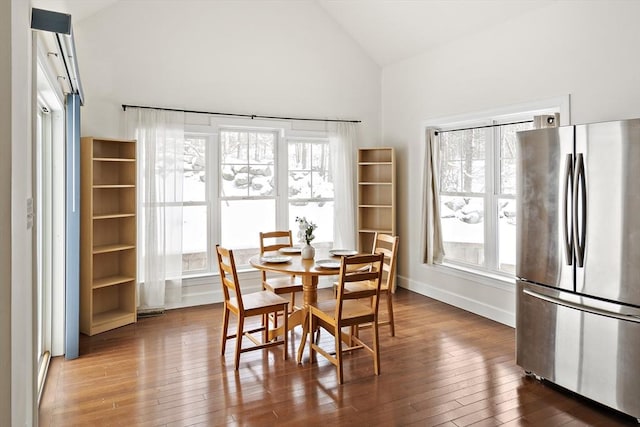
[295,216,317,259]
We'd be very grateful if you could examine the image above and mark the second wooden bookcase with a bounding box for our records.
[80,137,137,336]
[357,147,396,252]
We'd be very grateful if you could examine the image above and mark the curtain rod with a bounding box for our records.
[121,104,361,124]
[434,119,533,135]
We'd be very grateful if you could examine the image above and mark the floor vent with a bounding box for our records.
[137,309,166,319]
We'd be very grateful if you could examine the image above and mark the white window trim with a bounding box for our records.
[423,95,571,282]
[423,95,571,130]
[182,116,335,285]
[36,41,66,358]
[285,137,334,204]
[179,133,213,277]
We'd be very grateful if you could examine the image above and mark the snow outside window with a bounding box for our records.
[219,129,277,266]
[181,127,335,276]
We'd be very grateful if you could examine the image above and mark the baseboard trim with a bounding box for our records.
[165,270,515,328]
[397,275,515,327]
[164,270,263,310]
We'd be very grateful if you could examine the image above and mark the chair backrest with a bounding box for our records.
[372,233,399,292]
[260,230,294,253]
[335,253,384,318]
[216,244,244,311]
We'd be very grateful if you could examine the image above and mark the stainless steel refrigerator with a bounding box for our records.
[516,118,640,420]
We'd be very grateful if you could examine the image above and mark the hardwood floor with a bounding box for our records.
[39,288,636,426]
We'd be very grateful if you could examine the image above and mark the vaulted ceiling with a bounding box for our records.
[317,0,556,66]
[31,0,556,67]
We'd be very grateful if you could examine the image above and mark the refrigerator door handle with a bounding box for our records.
[562,153,573,265]
[523,288,640,323]
[572,153,587,267]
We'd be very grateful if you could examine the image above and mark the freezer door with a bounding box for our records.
[575,119,640,306]
[516,126,574,290]
[516,281,640,419]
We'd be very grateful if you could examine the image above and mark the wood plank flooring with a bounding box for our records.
[39,288,637,426]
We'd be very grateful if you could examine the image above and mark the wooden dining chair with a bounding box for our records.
[304,252,384,384]
[333,233,400,336]
[216,245,289,370]
[259,230,303,322]
[368,233,399,336]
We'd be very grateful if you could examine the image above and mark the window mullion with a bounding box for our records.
[485,121,500,270]
[483,122,495,269]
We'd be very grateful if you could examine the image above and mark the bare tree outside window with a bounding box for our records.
[437,119,533,274]
[288,141,333,245]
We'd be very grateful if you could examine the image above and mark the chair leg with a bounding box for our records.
[263,313,269,343]
[372,319,380,376]
[273,305,279,329]
[346,326,354,347]
[309,312,317,364]
[282,304,288,361]
[234,316,244,370]
[221,306,230,356]
[387,292,395,337]
[335,323,344,384]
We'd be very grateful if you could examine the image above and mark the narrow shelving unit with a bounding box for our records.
[357,147,396,252]
[80,137,137,336]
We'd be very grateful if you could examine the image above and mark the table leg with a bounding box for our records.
[267,309,304,341]
[296,274,317,364]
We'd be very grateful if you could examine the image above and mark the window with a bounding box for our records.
[219,129,277,265]
[438,116,543,275]
[182,135,208,273]
[287,140,334,245]
[36,102,53,396]
[181,124,334,276]
[34,56,65,399]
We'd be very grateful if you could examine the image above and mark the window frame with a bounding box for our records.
[286,137,334,245]
[218,128,279,201]
[217,128,280,266]
[181,133,213,276]
[181,118,334,279]
[426,96,570,280]
[438,120,497,273]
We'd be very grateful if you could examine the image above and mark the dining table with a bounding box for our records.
[249,247,358,363]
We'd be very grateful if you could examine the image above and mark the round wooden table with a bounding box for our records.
[249,248,342,362]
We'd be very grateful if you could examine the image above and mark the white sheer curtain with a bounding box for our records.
[422,128,445,264]
[124,108,185,311]
[330,122,357,249]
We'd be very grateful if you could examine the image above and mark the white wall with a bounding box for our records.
[73,0,381,146]
[382,0,640,326]
[8,0,35,425]
[63,0,381,316]
[0,0,12,424]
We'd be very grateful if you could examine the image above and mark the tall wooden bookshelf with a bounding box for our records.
[80,137,137,336]
[357,147,396,252]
